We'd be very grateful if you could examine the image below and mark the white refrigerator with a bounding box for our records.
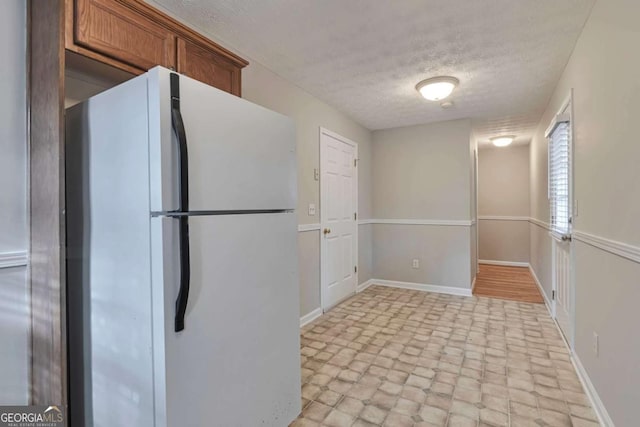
[66,67,301,427]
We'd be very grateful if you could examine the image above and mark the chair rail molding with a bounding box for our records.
[0,251,28,269]
[573,229,640,264]
[358,218,473,227]
[298,223,321,232]
[478,215,530,221]
[528,217,551,230]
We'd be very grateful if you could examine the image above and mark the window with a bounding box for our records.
[548,114,571,234]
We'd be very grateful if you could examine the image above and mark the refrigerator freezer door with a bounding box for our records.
[148,67,296,213]
[150,212,301,427]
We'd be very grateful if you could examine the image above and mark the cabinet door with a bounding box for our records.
[75,0,176,71]
[177,38,241,96]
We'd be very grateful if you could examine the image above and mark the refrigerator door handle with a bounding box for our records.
[174,216,190,332]
[171,72,191,332]
[171,72,190,213]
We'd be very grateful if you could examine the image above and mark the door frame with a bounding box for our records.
[548,90,576,350]
[319,127,358,312]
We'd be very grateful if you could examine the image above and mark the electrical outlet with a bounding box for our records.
[412,259,420,269]
[593,332,599,357]
[308,204,316,216]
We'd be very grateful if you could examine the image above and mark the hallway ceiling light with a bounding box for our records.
[416,76,459,101]
[491,136,515,147]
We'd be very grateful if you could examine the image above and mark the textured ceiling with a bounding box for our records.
[151,0,594,144]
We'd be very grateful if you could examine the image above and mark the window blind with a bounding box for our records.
[548,121,570,234]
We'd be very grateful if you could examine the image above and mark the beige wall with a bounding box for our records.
[358,225,373,284]
[373,225,471,287]
[478,145,530,263]
[371,119,473,288]
[529,0,640,423]
[529,222,553,298]
[372,119,472,220]
[479,146,530,216]
[479,220,530,263]
[297,232,321,316]
[0,0,29,404]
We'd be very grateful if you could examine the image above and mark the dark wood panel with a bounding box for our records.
[29,0,67,409]
[75,0,175,70]
[473,264,544,304]
[177,38,241,95]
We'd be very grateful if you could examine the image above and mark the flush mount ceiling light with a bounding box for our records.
[490,136,515,147]
[416,76,459,101]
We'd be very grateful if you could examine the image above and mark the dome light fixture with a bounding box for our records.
[416,76,459,101]
[490,135,515,147]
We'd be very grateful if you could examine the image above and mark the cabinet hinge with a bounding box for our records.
[552,290,556,300]
[354,158,357,167]
[354,212,357,220]
[354,266,357,273]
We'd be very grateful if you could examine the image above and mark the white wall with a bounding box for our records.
[371,119,474,288]
[478,145,530,263]
[0,0,29,405]
[529,0,640,423]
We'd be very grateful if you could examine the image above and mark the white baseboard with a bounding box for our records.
[528,264,553,313]
[479,259,530,267]
[304,277,472,326]
[370,279,473,297]
[299,307,323,328]
[571,352,614,427]
[356,279,374,293]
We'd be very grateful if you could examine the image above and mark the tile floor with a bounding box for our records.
[292,285,599,427]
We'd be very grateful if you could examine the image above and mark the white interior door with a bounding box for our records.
[553,238,572,341]
[320,128,358,311]
[547,94,574,345]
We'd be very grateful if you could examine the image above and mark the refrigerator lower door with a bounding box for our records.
[150,212,301,427]
[147,67,297,213]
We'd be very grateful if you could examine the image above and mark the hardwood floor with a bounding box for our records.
[473,264,545,303]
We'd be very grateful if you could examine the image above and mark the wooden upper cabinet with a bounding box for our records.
[66,0,248,95]
[177,38,241,96]
[74,0,176,70]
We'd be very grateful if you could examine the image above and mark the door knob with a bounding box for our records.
[323,228,331,235]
